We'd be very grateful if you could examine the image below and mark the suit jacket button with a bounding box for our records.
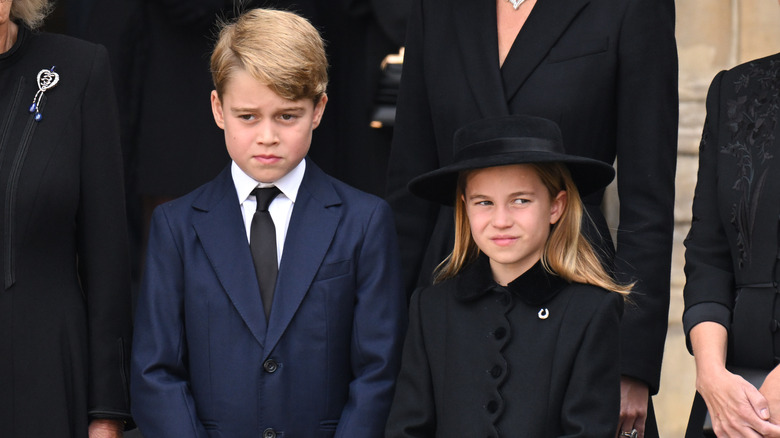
[263,359,279,373]
[263,428,277,438]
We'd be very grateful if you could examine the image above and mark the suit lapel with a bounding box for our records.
[192,168,268,347]
[453,0,509,118]
[263,162,341,359]
[501,0,590,102]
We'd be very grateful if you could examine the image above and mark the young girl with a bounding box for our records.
[385,115,631,437]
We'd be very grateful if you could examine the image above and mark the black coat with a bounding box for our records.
[0,27,132,436]
[132,0,237,197]
[307,0,409,197]
[386,0,678,393]
[682,52,780,436]
[385,257,622,437]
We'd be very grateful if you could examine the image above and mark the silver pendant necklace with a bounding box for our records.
[507,0,526,10]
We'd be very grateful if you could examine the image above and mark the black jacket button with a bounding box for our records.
[490,365,503,378]
[263,428,276,438]
[486,400,498,413]
[263,359,278,373]
[493,327,506,340]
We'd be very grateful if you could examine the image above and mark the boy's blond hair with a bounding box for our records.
[210,8,328,103]
[435,163,632,296]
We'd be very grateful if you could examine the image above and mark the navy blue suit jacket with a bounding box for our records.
[131,160,407,437]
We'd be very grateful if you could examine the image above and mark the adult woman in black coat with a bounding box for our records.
[0,0,132,436]
[386,1,678,435]
[683,51,780,437]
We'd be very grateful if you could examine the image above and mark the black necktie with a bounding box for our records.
[250,187,280,319]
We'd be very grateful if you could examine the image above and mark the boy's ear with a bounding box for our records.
[550,190,567,225]
[211,90,225,130]
[311,94,328,129]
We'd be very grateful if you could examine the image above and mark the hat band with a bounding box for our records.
[454,137,562,162]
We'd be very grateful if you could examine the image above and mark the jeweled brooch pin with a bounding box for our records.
[29,66,59,122]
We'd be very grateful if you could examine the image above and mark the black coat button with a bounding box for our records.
[486,400,498,413]
[493,327,506,340]
[263,359,278,373]
[263,428,276,438]
[490,365,503,378]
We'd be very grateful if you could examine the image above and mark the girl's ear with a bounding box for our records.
[550,190,567,224]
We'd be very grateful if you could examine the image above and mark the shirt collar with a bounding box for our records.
[455,254,568,306]
[231,158,306,204]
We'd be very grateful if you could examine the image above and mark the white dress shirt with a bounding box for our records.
[231,159,306,265]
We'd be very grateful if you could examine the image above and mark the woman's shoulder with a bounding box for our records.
[23,30,107,67]
[27,29,99,50]
[738,52,780,68]
[721,52,780,80]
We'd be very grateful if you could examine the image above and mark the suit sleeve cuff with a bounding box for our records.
[682,302,731,353]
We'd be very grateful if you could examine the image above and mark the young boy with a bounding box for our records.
[130,9,407,437]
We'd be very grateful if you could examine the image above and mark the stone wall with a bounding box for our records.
[652,1,780,436]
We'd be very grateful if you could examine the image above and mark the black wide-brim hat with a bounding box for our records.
[408,115,616,205]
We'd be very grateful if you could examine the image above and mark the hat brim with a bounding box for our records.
[408,152,616,206]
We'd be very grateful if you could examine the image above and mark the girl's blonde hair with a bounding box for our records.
[11,0,52,29]
[434,163,631,296]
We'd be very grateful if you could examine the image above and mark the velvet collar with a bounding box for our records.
[454,254,568,307]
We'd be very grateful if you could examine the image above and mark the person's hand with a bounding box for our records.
[88,419,123,438]
[760,365,780,428]
[616,376,648,438]
[697,363,780,437]
[689,322,780,437]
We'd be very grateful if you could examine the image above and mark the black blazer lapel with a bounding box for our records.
[501,0,590,101]
[192,168,268,347]
[263,162,341,359]
[452,0,509,118]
